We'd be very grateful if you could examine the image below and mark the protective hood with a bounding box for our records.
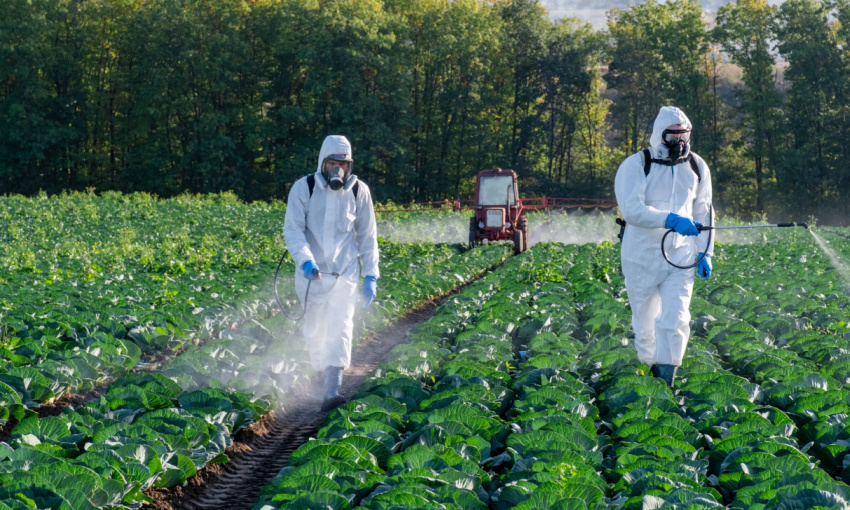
[650,106,692,158]
[316,135,353,174]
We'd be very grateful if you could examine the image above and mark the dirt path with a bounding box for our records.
[145,302,442,510]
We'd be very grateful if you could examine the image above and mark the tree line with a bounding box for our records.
[1,0,848,221]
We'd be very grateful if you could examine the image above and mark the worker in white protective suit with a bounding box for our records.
[614,106,713,388]
[283,135,379,412]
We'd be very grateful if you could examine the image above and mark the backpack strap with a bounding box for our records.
[641,148,701,183]
[688,153,701,183]
[353,181,359,200]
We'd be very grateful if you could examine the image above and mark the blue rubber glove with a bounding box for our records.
[362,276,377,307]
[665,213,700,236]
[303,260,321,280]
[697,252,712,279]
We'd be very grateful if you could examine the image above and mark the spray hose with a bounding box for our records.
[661,222,810,269]
[273,250,340,321]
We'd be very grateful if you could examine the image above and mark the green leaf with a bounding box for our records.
[273,474,341,493]
[337,435,392,469]
[770,489,850,510]
[11,417,72,441]
[285,491,350,510]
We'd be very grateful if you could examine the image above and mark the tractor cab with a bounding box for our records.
[469,168,528,254]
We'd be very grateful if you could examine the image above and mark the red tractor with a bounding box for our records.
[468,168,528,254]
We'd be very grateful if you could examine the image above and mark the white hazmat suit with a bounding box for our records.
[614,107,713,367]
[283,135,380,372]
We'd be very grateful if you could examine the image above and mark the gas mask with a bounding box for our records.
[662,128,691,161]
[321,153,353,191]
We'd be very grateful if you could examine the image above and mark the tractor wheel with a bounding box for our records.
[518,216,529,251]
[513,229,524,255]
[468,217,479,249]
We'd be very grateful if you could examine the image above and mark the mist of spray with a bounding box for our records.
[528,209,619,246]
[809,230,850,289]
[378,208,624,246]
[711,229,762,246]
[377,212,469,244]
[168,267,315,404]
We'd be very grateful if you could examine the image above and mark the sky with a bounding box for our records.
[543,0,785,29]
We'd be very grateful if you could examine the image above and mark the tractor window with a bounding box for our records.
[478,176,516,206]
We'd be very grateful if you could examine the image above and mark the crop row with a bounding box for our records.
[251,244,610,509]
[252,236,850,509]
[0,239,467,425]
[684,229,850,506]
[582,232,850,508]
[0,192,293,428]
[251,244,577,509]
[0,191,467,422]
[0,237,511,509]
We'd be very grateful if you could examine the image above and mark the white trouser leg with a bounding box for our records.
[655,269,695,366]
[322,277,358,370]
[302,298,329,370]
[626,275,663,367]
[296,272,358,372]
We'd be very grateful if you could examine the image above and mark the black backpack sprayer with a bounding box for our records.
[660,222,810,269]
[273,250,340,321]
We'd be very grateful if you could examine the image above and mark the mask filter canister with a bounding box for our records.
[668,142,688,160]
[327,166,346,190]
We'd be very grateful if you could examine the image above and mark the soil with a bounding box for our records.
[136,333,216,373]
[0,381,112,442]
[144,295,454,510]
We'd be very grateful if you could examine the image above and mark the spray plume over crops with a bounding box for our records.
[810,230,850,289]
[527,209,620,246]
[377,208,623,246]
[377,210,470,244]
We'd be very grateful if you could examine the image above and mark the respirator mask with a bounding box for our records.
[321,153,353,191]
[662,128,691,161]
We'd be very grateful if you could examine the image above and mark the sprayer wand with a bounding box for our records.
[696,222,810,231]
[662,222,810,269]
[273,250,340,321]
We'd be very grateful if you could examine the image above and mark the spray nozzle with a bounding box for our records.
[798,222,810,230]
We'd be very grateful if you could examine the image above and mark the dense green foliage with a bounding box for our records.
[0,194,517,509]
[0,0,607,204]
[4,191,850,507]
[5,0,850,219]
[0,240,510,509]
[252,230,850,509]
[0,191,289,427]
[0,192,511,411]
